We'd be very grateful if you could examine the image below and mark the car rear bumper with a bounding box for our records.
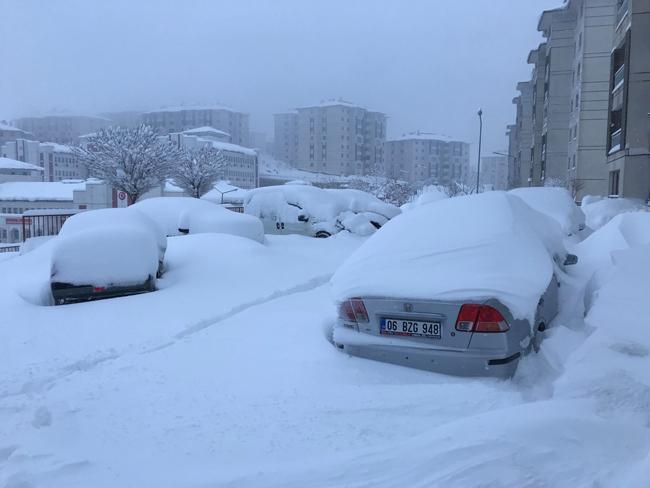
[334,326,520,378]
[51,277,155,305]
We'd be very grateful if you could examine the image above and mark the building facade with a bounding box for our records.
[606,0,650,198]
[1,139,87,182]
[481,154,509,190]
[0,157,43,183]
[143,106,250,147]
[0,122,33,145]
[528,44,549,186]
[511,81,535,187]
[384,133,470,186]
[294,100,386,176]
[12,115,112,144]
[273,112,299,165]
[167,132,258,189]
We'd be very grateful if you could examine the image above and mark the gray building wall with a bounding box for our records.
[273,112,299,165]
[606,0,650,199]
[143,107,250,147]
[384,134,470,186]
[12,116,112,144]
[481,154,509,190]
[295,101,386,176]
[568,0,617,199]
[539,7,577,186]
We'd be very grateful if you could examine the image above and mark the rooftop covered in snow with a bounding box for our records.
[0,157,44,172]
[143,104,242,114]
[182,126,231,137]
[389,132,459,143]
[0,180,86,201]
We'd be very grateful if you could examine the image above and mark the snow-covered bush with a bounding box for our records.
[73,125,179,204]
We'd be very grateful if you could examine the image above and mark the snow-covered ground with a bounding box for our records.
[1,196,649,487]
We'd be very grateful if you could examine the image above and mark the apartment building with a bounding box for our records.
[0,157,43,183]
[12,115,111,144]
[527,44,548,186]
[294,100,386,176]
[481,154,509,191]
[143,106,250,147]
[566,0,618,198]
[0,122,33,145]
[1,139,87,182]
[384,132,470,186]
[167,131,258,189]
[606,0,650,198]
[510,81,535,187]
[273,112,299,165]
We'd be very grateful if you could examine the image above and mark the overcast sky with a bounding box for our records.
[0,0,561,157]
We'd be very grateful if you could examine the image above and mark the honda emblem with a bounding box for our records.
[404,303,413,312]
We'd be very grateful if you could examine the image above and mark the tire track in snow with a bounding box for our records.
[1,274,333,399]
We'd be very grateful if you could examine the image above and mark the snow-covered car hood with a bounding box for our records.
[330,192,567,323]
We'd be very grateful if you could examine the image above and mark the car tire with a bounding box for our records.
[314,231,331,238]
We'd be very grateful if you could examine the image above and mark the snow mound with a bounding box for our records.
[581,196,648,230]
[401,185,448,211]
[60,207,167,262]
[509,187,585,235]
[178,206,264,243]
[131,197,222,236]
[19,236,55,255]
[51,227,159,286]
[244,185,400,235]
[331,192,566,322]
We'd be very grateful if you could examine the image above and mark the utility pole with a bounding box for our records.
[476,109,483,194]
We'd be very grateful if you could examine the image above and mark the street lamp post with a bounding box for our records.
[476,109,483,194]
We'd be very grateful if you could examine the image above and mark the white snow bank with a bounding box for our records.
[51,227,159,286]
[130,197,220,236]
[201,181,248,205]
[401,185,448,211]
[331,192,566,322]
[509,187,585,235]
[245,185,400,236]
[178,205,264,243]
[581,196,648,230]
[19,235,54,255]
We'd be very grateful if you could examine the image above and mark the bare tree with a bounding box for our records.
[74,125,179,204]
[172,145,227,198]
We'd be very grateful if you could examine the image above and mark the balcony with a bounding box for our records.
[610,128,622,154]
[612,64,625,93]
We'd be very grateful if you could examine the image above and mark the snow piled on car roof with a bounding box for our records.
[509,187,585,236]
[330,191,566,323]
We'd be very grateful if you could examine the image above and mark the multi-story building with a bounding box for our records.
[480,154,509,190]
[606,0,650,198]
[538,7,577,186]
[384,132,470,186]
[12,115,112,144]
[294,100,386,176]
[100,110,144,129]
[142,106,250,147]
[0,122,33,145]
[506,124,519,188]
[1,139,87,182]
[273,112,299,165]
[528,44,548,186]
[167,131,258,189]
[0,157,43,183]
[511,81,535,187]
[566,0,618,198]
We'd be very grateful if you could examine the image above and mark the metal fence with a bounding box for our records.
[22,213,75,241]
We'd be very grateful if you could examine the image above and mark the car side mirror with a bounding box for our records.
[298,214,309,223]
[563,254,578,266]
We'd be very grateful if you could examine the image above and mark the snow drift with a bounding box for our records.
[331,192,566,322]
[509,187,585,235]
[581,196,648,230]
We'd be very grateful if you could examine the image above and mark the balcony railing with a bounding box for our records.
[610,128,623,153]
[613,64,625,93]
[617,0,629,25]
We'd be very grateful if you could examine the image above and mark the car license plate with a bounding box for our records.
[380,318,441,339]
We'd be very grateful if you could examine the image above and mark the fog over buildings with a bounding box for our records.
[0,0,561,161]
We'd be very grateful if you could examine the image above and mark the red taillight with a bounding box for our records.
[338,298,369,323]
[455,304,509,333]
[93,286,106,293]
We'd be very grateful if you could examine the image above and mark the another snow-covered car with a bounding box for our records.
[51,209,165,305]
[509,187,585,235]
[131,197,264,243]
[244,185,400,238]
[330,192,577,378]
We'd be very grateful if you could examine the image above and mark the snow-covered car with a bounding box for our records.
[330,191,578,378]
[243,185,400,238]
[131,197,264,243]
[51,209,165,305]
[509,187,586,235]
